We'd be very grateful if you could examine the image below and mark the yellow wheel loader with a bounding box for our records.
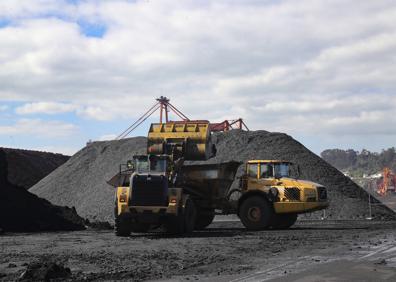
[110,122,329,236]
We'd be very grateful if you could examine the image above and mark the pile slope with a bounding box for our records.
[1,147,69,189]
[0,150,85,232]
[31,131,396,222]
[31,137,147,222]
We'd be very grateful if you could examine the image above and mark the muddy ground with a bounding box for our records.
[1,219,396,281]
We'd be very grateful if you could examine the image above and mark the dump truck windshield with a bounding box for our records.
[260,164,274,178]
[274,163,289,178]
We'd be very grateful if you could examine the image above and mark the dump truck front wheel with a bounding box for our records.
[270,213,298,229]
[239,196,272,231]
[115,213,132,237]
[195,209,215,230]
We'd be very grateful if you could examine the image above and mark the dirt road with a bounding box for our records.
[1,220,396,281]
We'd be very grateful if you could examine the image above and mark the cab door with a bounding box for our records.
[258,163,275,187]
[246,163,260,190]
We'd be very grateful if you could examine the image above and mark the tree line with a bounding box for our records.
[321,147,396,177]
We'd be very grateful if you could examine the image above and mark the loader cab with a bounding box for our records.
[129,154,170,207]
[132,154,169,175]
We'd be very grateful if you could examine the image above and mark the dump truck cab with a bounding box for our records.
[238,160,329,230]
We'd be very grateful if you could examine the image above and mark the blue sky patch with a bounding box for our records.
[78,20,106,38]
[0,19,11,28]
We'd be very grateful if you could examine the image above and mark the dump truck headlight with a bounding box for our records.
[268,187,279,201]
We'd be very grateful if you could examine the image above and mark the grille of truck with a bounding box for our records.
[130,175,168,206]
[284,187,300,201]
[317,187,327,201]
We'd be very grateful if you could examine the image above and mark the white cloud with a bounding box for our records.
[16,102,79,114]
[0,0,395,150]
[0,118,78,138]
[99,134,117,141]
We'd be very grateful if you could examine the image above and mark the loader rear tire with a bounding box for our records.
[239,196,272,231]
[195,210,215,230]
[115,213,131,237]
[270,213,298,229]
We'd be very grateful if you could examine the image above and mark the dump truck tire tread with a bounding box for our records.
[239,196,272,231]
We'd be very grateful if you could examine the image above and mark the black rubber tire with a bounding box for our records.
[164,199,196,234]
[115,213,132,237]
[184,200,197,233]
[270,213,298,229]
[239,196,273,231]
[164,213,184,234]
[194,210,215,230]
[130,223,150,233]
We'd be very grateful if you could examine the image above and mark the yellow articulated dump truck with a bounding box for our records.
[109,121,329,236]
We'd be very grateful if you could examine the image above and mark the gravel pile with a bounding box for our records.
[30,130,396,222]
[0,147,69,189]
[0,150,85,232]
[31,137,147,222]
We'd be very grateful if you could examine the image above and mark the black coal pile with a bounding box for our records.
[30,131,396,222]
[0,150,85,232]
[0,147,69,190]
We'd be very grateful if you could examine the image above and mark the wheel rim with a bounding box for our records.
[247,207,261,222]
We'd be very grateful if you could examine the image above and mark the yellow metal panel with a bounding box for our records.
[274,201,328,214]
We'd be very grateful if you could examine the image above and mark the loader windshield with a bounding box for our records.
[134,156,149,174]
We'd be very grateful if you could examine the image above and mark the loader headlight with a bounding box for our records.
[119,194,127,203]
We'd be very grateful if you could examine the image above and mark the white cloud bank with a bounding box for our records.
[0,0,395,148]
[0,119,78,138]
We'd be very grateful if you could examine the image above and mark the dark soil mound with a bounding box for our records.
[0,150,85,232]
[19,259,71,281]
[30,131,396,222]
[0,147,69,190]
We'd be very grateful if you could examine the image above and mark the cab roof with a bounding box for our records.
[247,160,292,164]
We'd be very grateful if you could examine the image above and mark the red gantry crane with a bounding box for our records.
[116,96,248,139]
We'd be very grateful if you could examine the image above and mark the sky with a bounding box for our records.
[0,0,395,156]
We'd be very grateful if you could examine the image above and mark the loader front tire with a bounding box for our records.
[165,199,196,234]
[115,213,132,237]
[130,223,150,233]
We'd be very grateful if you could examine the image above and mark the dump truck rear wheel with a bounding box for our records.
[239,196,272,231]
[195,210,215,230]
[115,213,132,237]
[271,213,298,229]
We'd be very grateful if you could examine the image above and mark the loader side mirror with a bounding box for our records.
[127,160,134,170]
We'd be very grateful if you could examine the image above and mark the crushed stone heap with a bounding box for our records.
[30,131,395,222]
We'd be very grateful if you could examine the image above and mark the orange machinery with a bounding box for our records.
[377,167,396,196]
